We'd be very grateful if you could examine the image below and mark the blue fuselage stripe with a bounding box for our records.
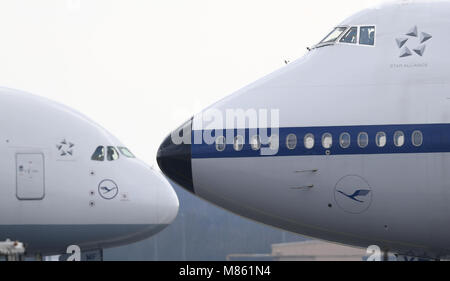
[191,123,450,159]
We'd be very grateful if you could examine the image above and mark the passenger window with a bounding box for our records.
[215,136,226,152]
[360,26,375,45]
[117,147,135,158]
[250,135,261,151]
[234,135,244,151]
[358,132,369,148]
[304,133,314,149]
[394,131,405,147]
[412,130,423,147]
[376,132,387,147]
[91,146,105,161]
[339,132,351,148]
[286,134,297,150]
[322,133,332,149]
[340,27,357,44]
[107,146,120,161]
[269,135,279,150]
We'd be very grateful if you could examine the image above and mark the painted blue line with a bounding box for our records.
[191,123,450,159]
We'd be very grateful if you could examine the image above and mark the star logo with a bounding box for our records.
[396,26,432,58]
[56,139,75,156]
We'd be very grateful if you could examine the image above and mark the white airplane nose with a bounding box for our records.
[155,171,179,225]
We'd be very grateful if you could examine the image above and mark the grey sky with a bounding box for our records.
[0,0,384,165]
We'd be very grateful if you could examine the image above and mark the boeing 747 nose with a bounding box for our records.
[157,119,194,193]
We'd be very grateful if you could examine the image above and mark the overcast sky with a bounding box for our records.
[0,0,386,166]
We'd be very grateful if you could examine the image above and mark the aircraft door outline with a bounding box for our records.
[16,153,45,200]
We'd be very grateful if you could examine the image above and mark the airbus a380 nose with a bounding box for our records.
[159,0,450,260]
[0,87,178,256]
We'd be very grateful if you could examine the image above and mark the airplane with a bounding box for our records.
[0,87,179,258]
[157,0,450,260]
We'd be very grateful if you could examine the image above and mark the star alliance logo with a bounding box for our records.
[56,139,75,156]
[395,26,432,58]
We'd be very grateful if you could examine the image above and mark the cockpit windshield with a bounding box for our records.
[320,27,347,44]
[91,146,105,161]
[91,145,135,161]
[107,146,120,161]
[360,26,375,45]
[118,147,135,158]
[314,25,375,49]
[340,27,357,44]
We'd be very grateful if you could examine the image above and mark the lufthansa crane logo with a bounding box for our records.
[334,175,372,214]
[98,179,119,200]
[395,26,432,58]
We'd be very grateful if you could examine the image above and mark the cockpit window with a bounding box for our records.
[340,27,357,44]
[118,147,136,158]
[320,27,347,44]
[360,26,375,45]
[91,146,105,161]
[107,146,120,161]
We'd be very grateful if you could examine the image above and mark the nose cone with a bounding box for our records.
[157,173,180,225]
[157,119,194,193]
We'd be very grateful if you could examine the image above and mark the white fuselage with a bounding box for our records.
[0,87,179,255]
[159,0,450,259]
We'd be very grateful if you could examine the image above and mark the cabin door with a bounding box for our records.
[16,153,45,200]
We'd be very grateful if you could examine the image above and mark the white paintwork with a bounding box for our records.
[188,0,450,259]
[0,87,179,255]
